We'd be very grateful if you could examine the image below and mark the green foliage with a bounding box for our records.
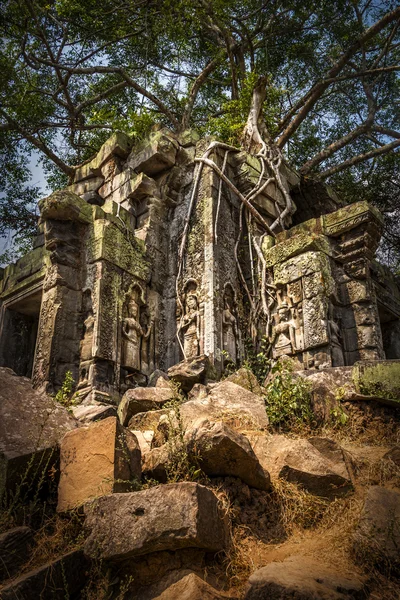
[54,371,77,408]
[243,337,271,384]
[264,360,313,429]
[330,406,349,428]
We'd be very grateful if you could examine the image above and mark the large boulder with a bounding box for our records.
[251,435,353,498]
[0,368,78,499]
[72,403,117,423]
[118,387,175,426]
[0,550,89,600]
[297,366,354,422]
[186,419,270,491]
[0,526,34,582]
[225,368,263,395]
[244,555,365,599]
[167,355,210,393]
[57,416,141,512]
[180,381,268,433]
[353,486,400,572]
[84,482,229,561]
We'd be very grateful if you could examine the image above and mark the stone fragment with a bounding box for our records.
[251,435,352,498]
[118,387,175,427]
[0,368,78,499]
[72,403,117,423]
[128,409,168,433]
[353,486,400,571]
[39,190,93,224]
[187,420,271,491]
[244,555,365,599]
[148,369,170,387]
[298,366,354,422]
[167,355,210,393]
[188,383,209,401]
[57,416,141,512]
[84,482,229,560]
[132,430,153,455]
[225,367,263,395]
[142,444,169,483]
[89,132,133,174]
[0,527,34,581]
[67,176,104,196]
[0,550,89,600]
[180,381,269,432]
[127,132,178,176]
[155,572,228,599]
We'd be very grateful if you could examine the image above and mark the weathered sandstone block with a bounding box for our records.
[0,367,78,499]
[245,555,365,599]
[84,482,229,560]
[167,355,210,392]
[57,416,141,512]
[118,387,175,426]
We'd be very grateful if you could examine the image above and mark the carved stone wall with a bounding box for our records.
[1,129,400,403]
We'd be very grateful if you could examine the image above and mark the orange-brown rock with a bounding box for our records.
[57,416,141,512]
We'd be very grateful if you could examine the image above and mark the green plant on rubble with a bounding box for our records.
[264,360,313,429]
[163,383,204,484]
[54,371,78,409]
[243,337,271,384]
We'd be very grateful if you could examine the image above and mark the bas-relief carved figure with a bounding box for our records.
[222,285,238,364]
[180,293,200,359]
[271,301,297,358]
[121,286,152,373]
[80,290,94,363]
[328,305,345,367]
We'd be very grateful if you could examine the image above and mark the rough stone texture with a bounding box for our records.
[0,526,34,581]
[353,486,400,571]
[128,409,168,433]
[57,416,141,512]
[0,550,89,600]
[142,444,170,483]
[152,573,229,599]
[244,556,365,599]
[298,367,354,422]
[72,403,117,423]
[186,419,271,490]
[0,368,78,498]
[180,381,269,432]
[352,360,400,406]
[118,387,175,426]
[148,370,170,387]
[225,368,263,395]
[251,435,352,498]
[127,131,178,176]
[84,482,229,560]
[167,355,210,393]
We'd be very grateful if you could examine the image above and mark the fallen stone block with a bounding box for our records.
[84,482,229,561]
[0,367,78,500]
[57,416,141,512]
[142,444,170,483]
[251,435,352,498]
[187,419,271,491]
[353,486,400,572]
[72,403,117,423]
[118,387,175,426]
[244,555,365,599]
[180,381,269,432]
[225,367,263,395]
[0,550,89,600]
[167,355,209,393]
[0,526,34,582]
[128,409,168,432]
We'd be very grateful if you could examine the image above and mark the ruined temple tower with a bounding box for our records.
[1,129,400,404]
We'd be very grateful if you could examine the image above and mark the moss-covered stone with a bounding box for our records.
[352,360,400,406]
[263,232,332,268]
[323,201,383,237]
[39,190,93,224]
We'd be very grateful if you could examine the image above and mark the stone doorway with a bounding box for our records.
[378,302,400,360]
[0,289,42,378]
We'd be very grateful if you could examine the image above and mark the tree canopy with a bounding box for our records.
[1,0,400,263]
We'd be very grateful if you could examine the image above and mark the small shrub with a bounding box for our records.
[55,371,77,408]
[243,337,271,384]
[264,360,313,429]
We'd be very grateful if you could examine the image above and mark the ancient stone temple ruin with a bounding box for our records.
[1,129,400,403]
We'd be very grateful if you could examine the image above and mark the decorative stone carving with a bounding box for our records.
[178,281,201,360]
[121,285,148,372]
[328,305,345,367]
[272,301,297,358]
[80,290,94,362]
[222,284,238,365]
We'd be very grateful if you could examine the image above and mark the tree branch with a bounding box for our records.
[318,139,400,179]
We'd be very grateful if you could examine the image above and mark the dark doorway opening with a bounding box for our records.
[0,290,42,377]
[378,302,400,360]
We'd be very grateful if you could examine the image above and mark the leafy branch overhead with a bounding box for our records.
[1,0,400,256]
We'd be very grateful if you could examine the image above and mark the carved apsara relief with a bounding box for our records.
[270,282,304,359]
[121,284,152,372]
[177,280,201,359]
